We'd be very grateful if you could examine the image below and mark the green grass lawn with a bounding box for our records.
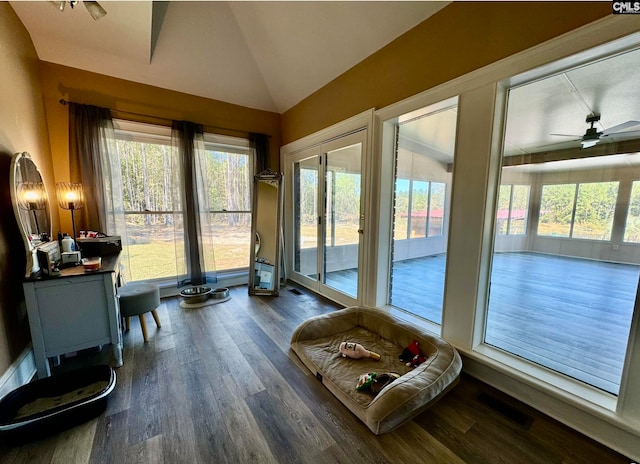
[124,240,250,281]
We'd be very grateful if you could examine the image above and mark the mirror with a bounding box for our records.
[249,169,283,295]
[9,152,52,276]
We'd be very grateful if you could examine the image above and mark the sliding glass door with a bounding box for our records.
[291,131,365,306]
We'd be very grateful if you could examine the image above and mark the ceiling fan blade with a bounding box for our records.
[601,129,640,139]
[550,133,581,138]
[84,1,107,20]
[49,1,65,12]
[602,120,640,136]
[536,138,581,150]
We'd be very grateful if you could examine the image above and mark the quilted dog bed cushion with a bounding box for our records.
[291,306,462,434]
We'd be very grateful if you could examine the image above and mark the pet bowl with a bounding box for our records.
[179,286,212,304]
[210,288,229,300]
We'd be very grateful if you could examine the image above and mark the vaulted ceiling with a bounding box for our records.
[10,2,640,158]
[10,1,448,114]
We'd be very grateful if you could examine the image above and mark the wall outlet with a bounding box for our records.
[612,244,620,251]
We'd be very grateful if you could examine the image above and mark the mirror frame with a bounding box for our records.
[249,169,283,296]
[9,152,52,277]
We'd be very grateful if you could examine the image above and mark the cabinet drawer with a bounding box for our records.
[34,279,111,354]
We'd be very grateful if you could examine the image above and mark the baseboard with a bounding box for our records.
[0,345,36,399]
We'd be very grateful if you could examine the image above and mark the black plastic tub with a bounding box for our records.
[0,364,116,443]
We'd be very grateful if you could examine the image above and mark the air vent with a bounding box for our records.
[476,392,533,429]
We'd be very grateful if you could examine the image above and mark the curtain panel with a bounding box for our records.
[172,120,217,287]
[68,102,129,277]
[250,132,270,174]
[69,103,111,232]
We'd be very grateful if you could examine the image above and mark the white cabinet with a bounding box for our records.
[23,253,123,378]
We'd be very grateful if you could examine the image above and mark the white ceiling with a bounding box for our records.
[10,0,448,113]
[397,35,640,169]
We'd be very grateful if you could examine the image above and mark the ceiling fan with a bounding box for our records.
[551,114,640,149]
[50,1,107,21]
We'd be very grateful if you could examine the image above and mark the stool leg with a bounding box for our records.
[125,317,131,331]
[139,314,149,343]
[151,309,162,328]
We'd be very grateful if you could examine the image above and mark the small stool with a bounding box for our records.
[119,283,161,343]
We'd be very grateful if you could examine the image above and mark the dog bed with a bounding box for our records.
[0,364,116,442]
[290,306,462,434]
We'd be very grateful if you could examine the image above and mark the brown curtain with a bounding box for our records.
[68,103,113,233]
[68,102,130,280]
[172,120,211,287]
[250,132,269,174]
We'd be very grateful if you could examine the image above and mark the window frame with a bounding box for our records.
[536,180,619,241]
[112,120,254,283]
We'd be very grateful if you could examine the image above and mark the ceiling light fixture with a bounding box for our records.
[49,0,107,20]
[580,139,599,149]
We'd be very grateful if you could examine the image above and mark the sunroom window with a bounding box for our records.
[485,46,640,395]
[389,97,457,325]
[113,120,252,282]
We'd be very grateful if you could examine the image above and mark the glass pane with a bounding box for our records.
[624,180,640,242]
[323,143,361,297]
[496,185,511,235]
[537,184,575,237]
[572,182,618,240]
[294,157,319,279]
[116,139,173,212]
[509,185,530,235]
[487,54,640,394]
[204,150,251,211]
[203,212,251,271]
[393,178,410,241]
[428,182,445,236]
[389,97,457,325]
[125,213,179,281]
[410,181,428,238]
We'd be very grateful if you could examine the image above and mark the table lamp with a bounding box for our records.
[56,182,84,251]
[17,181,47,237]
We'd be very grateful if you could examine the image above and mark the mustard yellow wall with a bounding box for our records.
[39,62,282,234]
[281,2,612,144]
[0,4,57,374]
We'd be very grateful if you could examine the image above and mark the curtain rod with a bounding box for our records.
[58,99,267,138]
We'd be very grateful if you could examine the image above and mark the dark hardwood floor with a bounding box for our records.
[0,283,632,463]
[331,252,638,394]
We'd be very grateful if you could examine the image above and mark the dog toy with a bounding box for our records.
[356,372,400,395]
[356,372,377,391]
[399,339,427,367]
[339,341,381,360]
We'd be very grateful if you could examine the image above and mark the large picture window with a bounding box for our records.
[624,180,640,243]
[485,47,640,395]
[537,181,619,241]
[497,184,530,235]
[201,136,252,272]
[113,121,252,282]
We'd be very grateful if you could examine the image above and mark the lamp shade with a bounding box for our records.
[17,181,47,211]
[56,182,84,210]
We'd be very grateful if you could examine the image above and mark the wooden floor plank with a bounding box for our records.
[211,376,278,464]
[0,283,633,464]
[88,409,129,464]
[124,434,164,464]
[49,420,97,464]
